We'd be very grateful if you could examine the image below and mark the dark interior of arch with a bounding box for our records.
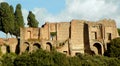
[93,43,102,55]
[46,42,52,51]
[24,42,30,52]
[33,43,41,49]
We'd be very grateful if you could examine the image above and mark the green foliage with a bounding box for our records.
[50,32,57,37]
[27,11,39,28]
[104,38,120,58]
[50,32,57,40]
[1,49,120,66]
[52,51,69,66]
[14,4,24,37]
[1,53,17,66]
[9,5,15,35]
[14,49,54,66]
[0,2,14,36]
[0,47,2,56]
[118,28,120,36]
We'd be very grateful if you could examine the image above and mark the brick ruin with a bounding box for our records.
[20,19,119,56]
[0,19,119,56]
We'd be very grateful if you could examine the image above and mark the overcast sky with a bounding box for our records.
[0,0,120,38]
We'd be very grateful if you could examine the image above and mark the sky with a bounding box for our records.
[0,0,120,38]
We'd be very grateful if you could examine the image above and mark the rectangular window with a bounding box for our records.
[27,31,31,39]
[63,51,67,54]
[107,33,111,40]
[92,32,97,39]
[95,32,97,39]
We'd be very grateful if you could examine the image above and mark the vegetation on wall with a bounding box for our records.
[50,32,57,37]
[50,32,57,40]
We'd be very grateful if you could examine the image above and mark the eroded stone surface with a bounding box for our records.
[0,19,119,56]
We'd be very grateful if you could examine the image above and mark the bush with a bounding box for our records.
[1,53,17,66]
[1,49,120,66]
[104,38,120,58]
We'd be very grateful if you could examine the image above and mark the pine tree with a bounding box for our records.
[0,7,3,30]
[9,5,15,36]
[27,11,38,28]
[0,2,14,38]
[14,4,24,37]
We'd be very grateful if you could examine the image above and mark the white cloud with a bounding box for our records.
[22,9,29,26]
[22,0,120,27]
[64,0,119,20]
[0,0,5,3]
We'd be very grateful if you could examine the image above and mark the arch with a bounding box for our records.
[46,42,52,51]
[33,43,41,50]
[23,42,30,52]
[75,52,81,56]
[93,43,102,55]
[6,45,10,53]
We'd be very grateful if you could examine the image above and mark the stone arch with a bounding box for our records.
[93,43,102,55]
[33,43,41,51]
[1,45,7,54]
[46,42,52,51]
[75,52,81,56]
[6,45,10,53]
[23,42,30,52]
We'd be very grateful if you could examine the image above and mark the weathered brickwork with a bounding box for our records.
[0,38,18,54]
[0,19,119,56]
[19,19,119,56]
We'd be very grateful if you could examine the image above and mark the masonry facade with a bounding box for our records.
[19,19,119,56]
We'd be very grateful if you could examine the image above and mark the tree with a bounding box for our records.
[0,2,14,38]
[27,11,38,28]
[0,5,4,30]
[117,28,120,36]
[50,32,57,40]
[9,5,15,36]
[14,4,24,37]
[104,38,120,58]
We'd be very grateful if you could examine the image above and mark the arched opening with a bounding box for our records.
[46,42,52,51]
[23,42,30,52]
[93,43,102,55]
[75,52,81,56]
[107,43,110,49]
[33,43,41,51]
[1,45,7,54]
[90,51,95,55]
[6,45,10,53]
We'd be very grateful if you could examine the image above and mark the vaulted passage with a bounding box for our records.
[33,43,41,50]
[23,42,30,52]
[46,42,52,51]
[93,43,102,55]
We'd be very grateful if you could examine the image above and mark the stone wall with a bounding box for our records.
[18,19,120,56]
[70,20,85,56]
[40,23,49,40]
[0,38,18,54]
[56,22,70,41]
[87,19,119,55]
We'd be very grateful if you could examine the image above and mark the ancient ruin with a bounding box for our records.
[0,19,119,56]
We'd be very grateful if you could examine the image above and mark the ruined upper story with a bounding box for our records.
[86,19,119,42]
[20,19,119,43]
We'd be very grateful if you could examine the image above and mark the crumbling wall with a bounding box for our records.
[70,20,85,56]
[56,22,70,42]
